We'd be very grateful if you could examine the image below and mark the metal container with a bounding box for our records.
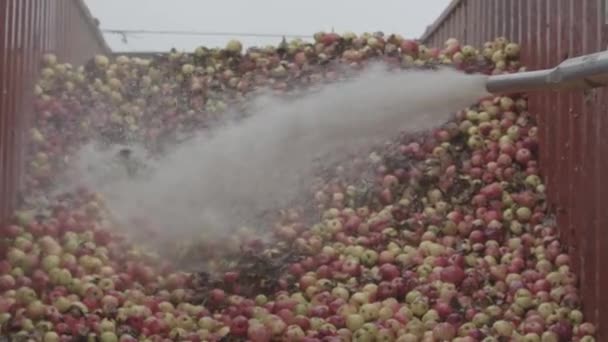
[421,0,608,335]
[0,0,110,221]
[1,0,606,336]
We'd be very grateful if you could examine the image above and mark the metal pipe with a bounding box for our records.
[485,50,608,94]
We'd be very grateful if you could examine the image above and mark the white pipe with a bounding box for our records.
[486,50,608,94]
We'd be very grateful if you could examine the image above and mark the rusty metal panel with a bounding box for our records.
[561,0,578,270]
[0,0,110,222]
[580,0,599,329]
[591,0,608,329]
[1,1,10,221]
[420,0,608,335]
[1,0,18,224]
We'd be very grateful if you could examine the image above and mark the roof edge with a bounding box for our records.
[74,0,112,53]
[419,0,464,43]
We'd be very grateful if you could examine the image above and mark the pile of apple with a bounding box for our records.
[0,33,597,341]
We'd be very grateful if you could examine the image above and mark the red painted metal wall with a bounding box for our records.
[421,0,608,337]
[0,0,110,222]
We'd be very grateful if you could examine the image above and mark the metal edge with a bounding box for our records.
[73,0,111,53]
[112,51,167,57]
[419,0,465,43]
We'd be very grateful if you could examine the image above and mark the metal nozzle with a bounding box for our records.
[486,50,608,94]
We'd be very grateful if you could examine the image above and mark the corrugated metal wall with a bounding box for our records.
[421,0,608,337]
[0,0,110,221]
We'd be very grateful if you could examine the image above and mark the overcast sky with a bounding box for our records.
[85,0,451,52]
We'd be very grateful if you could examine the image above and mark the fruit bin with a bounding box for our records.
[0,0,606,340]
[421,0,608,335]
